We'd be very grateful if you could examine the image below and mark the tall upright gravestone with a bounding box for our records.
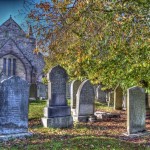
[114,86,123,110]
[74,80,95,122]
[0,76,30,136]
[29,83,37,100]
[127,86,146,135]
[42,65,73,128]
[37,82,48,100]
[107,91,114,107]
[96,85,107,103]
[70,80,81,114]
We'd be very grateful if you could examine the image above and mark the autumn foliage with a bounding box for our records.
[27,0,150,90]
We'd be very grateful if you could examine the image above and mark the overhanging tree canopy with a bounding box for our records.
[27,0,150,90]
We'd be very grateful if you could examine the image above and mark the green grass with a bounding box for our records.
[29,100,46,119]
[95,101,115,112]
[0,100,149,150]
[0,136,147,150]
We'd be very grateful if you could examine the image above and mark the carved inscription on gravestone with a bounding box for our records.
[48,66,68,106]
[0,76,29,135]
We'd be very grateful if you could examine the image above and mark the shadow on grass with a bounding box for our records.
[0,134,146,150]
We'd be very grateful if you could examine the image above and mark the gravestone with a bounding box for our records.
[127,86,146,135]
[0,76,31,138]
[95,111,120,120]
[29,83,37,100]
[74,80,95,122]
[42,65,73,128]
[107,91,114,107]
[70,80,81,115]
[114,86,123,110]
[96,85,107,103]
[37,82,48,100]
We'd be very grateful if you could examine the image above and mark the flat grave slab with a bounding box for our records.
[94,111,120,120]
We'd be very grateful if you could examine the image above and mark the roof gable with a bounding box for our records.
[0,16,26,35]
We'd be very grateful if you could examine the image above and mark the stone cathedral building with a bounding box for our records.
[0,16,45,83]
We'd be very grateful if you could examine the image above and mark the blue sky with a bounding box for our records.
[0,0,25,24]
[0,0,41,31]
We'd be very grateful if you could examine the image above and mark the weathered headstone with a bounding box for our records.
[70,80,81,114]
[74,80,95,122]
[29,83,37,100]
[42,65,73,128]
[95,85,107,103]
[127,86,146,135]
[37,82,48,100]
[107,91,114,107]
[0,76,31,138]
[114,86,123,110]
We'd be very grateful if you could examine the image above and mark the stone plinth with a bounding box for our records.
[42,116,73,128]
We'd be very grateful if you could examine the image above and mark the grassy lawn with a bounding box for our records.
[0,100,150,150]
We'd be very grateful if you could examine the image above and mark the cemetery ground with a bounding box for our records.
[1,101,150,150]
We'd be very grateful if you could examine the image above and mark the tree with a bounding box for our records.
[27,0,150,90]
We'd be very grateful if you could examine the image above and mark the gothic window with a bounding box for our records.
[13,59,16,75]
[3,58,6,74]
[8,58,11,76]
